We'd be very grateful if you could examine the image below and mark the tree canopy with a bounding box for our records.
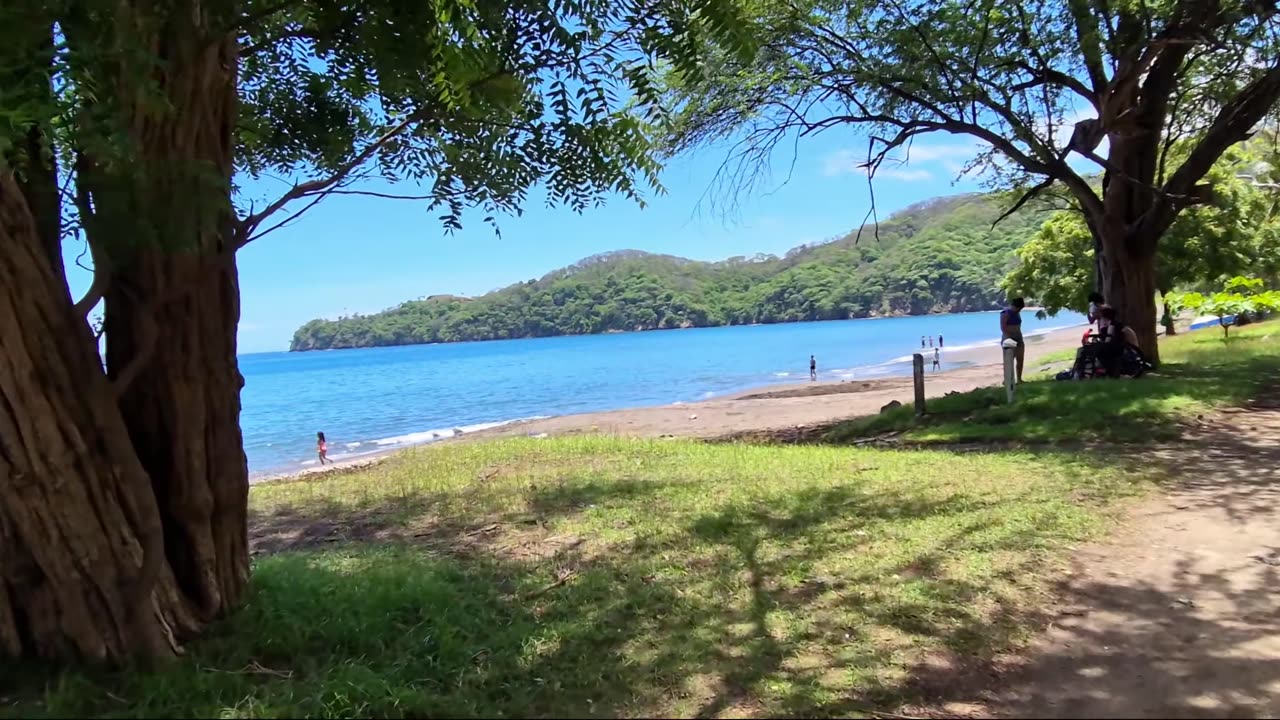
[0,0,754,663]
[663,0,1280,362]
[1005,141,1280,315]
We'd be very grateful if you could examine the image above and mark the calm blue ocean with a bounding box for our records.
[240,310,1085,475]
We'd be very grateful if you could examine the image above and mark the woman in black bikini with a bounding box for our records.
[1000,297,1026,383]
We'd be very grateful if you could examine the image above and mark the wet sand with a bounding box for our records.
[466,326,1082,441]
[255,326,1084,483]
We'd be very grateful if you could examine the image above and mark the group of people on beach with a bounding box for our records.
[1069,291,1145,379]
[999,291,1147,384]
[919,335,944,371]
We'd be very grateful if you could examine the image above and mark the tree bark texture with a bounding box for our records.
[86,3,249,623]
[1094,128,1163,363]
[0,172,201,660]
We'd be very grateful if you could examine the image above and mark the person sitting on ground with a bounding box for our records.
[1096,306,1139,376]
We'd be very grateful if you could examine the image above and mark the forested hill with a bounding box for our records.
[289,192,1049,351]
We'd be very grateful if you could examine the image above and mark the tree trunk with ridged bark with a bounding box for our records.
[0,171,202,660]
[0,0,248,661]
[85,1,250,626]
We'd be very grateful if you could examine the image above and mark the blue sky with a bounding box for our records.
[65,127,998,353]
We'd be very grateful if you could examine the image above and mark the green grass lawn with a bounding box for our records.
[826,323,1280,445]
[4,439,1150,719]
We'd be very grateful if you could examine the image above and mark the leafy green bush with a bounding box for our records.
[1169,277,1280,339]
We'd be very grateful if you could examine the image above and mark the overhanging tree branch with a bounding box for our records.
[236,108,430,247]
[1148,62,1280,237]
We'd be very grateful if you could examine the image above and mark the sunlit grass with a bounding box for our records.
[5,438,1150,718]
[825,323,1280,445]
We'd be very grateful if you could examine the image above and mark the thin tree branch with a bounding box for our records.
[992,177,1055,228]
[236,108,430,247]
[73,239,109,317]
[1149,62,1280,238]
[1067,0,1111,95]
[313,189,437,201]
[243,191,327,244]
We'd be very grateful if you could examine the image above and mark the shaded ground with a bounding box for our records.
[904,383,1280,719]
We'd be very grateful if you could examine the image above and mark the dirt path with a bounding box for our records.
[920,389,1280,718]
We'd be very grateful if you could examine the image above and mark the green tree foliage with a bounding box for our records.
[231,0,756,242]
[1005,143,1280,316]
[0,0,754,662]
[1169,277,1280,339]
[661,0,1280,363]
[290,192,1048,350]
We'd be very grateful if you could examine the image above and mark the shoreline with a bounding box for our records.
[253,324,1086,484]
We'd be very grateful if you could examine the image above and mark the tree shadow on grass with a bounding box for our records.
[887,561,1280,719]
[7,468,1135,719]
[814,348,1280,448]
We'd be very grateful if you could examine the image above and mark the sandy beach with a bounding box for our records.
[255,325,1085,483]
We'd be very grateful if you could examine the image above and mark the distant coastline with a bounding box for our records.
[257,323,1085,483]
[288,305,1004,352]
[289,190,1054,352]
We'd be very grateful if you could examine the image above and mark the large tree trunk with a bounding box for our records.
[105,244,249,620]
[0,171,201,660]
[77,1,249,623]
[1098,131,1162,365]
[1100,223,1160,361]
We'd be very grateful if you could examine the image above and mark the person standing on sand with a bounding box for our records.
[1000,297,1027,383]
[932,347,941,371]
[317,431,330,465]
[810,355,817,381]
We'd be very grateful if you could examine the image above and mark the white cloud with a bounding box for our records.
[823,141,986,181]
[875,167,935,181]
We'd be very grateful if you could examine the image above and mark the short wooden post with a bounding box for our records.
[912,353,926,416]
[1002,340,1017,404]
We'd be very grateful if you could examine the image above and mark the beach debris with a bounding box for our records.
[879,400,902,414]
[522,566,578,600]
[689,414,698,420]
[850,430,903,446]
[1171,597,1197,609]
[452,428,463,436]
[1252,553,1280,566]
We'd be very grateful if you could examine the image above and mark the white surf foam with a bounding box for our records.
[369,416,550,448]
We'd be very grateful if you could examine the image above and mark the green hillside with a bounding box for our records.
[289,192,1048,351]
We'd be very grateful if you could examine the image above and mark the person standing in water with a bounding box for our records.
[932,347,941,371]
[921,336,926,349]
[316,431,330,465]
[809,355,817,381]
[938,334,944,348]
[1000,297,1027,383]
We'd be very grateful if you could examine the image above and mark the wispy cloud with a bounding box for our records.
[823,141,985,180]
[875,167,935,181]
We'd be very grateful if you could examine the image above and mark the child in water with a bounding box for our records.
[316,431,330,465]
